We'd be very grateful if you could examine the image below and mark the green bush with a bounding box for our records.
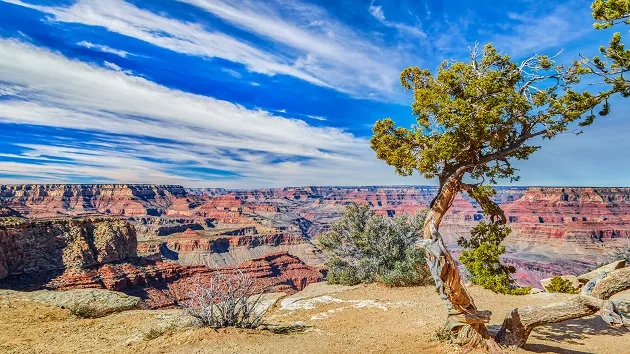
[318,203,431,287]
[458,221,530,295]
[545,276,580,294]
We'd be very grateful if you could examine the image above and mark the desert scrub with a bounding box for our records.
[458,221,530,295]
[318,203,431,287]
[178,271,267,328]
[544,276,580,294]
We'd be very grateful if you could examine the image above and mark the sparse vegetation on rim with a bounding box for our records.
[318,203,432,287]
[177,271,268,329]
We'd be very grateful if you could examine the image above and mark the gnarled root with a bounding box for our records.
[495,267,630,348]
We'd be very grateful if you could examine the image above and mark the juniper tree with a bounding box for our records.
[370,43,612,351]
[588,0,630,105]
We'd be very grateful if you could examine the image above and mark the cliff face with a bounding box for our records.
[0,184,187,217]
[0,217,324,308]
[0,218,136,280]
[3,184,630,288]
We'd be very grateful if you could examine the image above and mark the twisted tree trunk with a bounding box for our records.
[416,172,630,352]
[417,173,503,353]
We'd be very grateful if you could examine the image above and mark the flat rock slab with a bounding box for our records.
[0,288,140,317]
[578,260,626,283]
[253,292,286,315]
[280,282,360,310]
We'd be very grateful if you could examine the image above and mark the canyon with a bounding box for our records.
[1,184,629,292]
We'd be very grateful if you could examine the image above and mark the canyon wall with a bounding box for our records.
[0,217,324,308]
[0,218,136,280]
[2,184,630,288]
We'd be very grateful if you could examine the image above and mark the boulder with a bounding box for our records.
[540,275,581,291]
[529,287,544,294]
[578,260,626,283]
[0,288,140,317]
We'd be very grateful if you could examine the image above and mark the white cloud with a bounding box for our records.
[3,0,407,100]
[221,68,242,78]
[77,40,130,57]
[0,39,416,187]
[368,1,426,38]
[491,2,591,56]
[306,115,327,121]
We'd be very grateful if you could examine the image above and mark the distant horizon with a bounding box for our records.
[2,183,630,190]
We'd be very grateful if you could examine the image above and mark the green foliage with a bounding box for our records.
[545,276,580,294]
[589,1,630,103]
[431,326,453,342]
[318,203,432,287]
[458,222,530,295]
[371,43,600,186]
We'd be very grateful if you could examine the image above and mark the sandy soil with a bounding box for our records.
[1,284,629,354]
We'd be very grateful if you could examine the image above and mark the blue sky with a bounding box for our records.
[0,0,627,187]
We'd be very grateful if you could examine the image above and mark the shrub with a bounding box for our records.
[458,221,530,295]
[545,276,580,294]
[179,271,267,328]
[318,203,431,287]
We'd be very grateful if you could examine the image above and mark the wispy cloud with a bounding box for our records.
[490,1,591,56]
[76,40,130,57]
[221,68,242,78]
[306,115,327,121]
[4,0,406,101]
[0,39,412,187]
[368,1,426,38]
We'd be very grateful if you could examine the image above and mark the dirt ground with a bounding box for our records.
[1,284,629,354]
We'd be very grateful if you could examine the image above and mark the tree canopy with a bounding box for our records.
[371,44,602,210]
[589,0,630,100]
[370,43,608,351]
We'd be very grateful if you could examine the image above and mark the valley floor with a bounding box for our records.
[1,283,629,354]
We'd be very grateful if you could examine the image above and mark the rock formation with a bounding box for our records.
[0,217,324,309]
[0,218,136,280]
[2,184,630,287]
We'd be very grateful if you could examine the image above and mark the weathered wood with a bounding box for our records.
[494,267,630,348]
[417,173,503,353]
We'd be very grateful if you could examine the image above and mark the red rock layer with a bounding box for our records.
[38,252,324,309]
[163,233,306,254]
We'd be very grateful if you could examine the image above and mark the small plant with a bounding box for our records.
[142,325,175,340]
[545,276,580,294]
[431,326,452,342]
[179,271,267,328]
[317,203,432,287]
[263,323,309,335]
[458,221,530,295]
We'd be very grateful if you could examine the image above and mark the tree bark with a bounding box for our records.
[417,172,503,353]
[495,267,630,348]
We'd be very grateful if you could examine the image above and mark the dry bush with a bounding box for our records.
[179,271,267,328]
